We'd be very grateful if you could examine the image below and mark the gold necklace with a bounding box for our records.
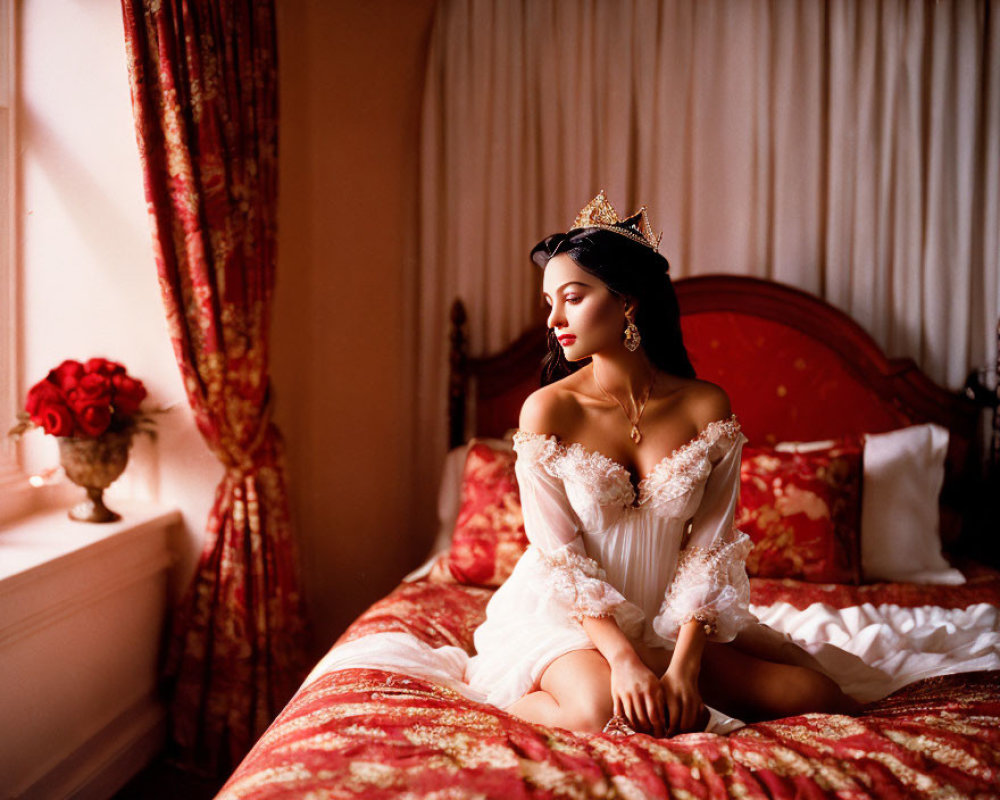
[593,364,655,445]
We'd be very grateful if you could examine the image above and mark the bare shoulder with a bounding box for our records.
[677,379,732,430]
[519,379,584,436]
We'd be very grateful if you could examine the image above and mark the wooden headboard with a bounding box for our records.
[448,274,997,551]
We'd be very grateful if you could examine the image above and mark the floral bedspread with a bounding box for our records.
[748,563,1000,611]
[218,574,1000,799]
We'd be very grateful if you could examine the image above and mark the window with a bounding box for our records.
[0,0,24,511]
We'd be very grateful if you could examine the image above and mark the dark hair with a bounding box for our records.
[531,228,696,385]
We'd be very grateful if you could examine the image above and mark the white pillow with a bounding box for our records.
[404,436,514,582]
[432,444,473,556]
[860,424,965,584]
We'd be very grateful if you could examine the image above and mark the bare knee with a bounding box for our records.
[812,672,862,716]
[777,666,858,718]
[561,695,614,733]
[538,649,615,733]
[702,644,859,722]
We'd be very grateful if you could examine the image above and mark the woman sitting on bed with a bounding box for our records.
[464,191,860,737]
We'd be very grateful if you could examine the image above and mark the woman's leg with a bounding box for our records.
[505,649,614,732]
[699,641,861,723]
[731,621,831,673]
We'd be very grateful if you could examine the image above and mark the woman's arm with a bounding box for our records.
[580,615,667,736]
[653,420,755,648]
[661,619,707,735]
[580,616,708,736]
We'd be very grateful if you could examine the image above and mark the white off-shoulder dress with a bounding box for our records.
[465,414,758,709]
[301,410,1000,723]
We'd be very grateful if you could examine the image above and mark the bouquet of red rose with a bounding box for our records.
[8,358,154,440]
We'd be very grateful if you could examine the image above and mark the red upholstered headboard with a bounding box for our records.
[676,276,973,445]
[448,275,991,543]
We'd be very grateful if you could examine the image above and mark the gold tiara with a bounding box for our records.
[571,189,662,252]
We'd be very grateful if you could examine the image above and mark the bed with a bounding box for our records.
[217,275,1000,799]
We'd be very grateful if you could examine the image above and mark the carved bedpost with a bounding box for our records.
[963,358,1000,473]
[994,315,999,467]
[962,316,1000,562]
[448,299,468,449]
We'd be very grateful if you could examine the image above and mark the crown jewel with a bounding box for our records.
[571,189,662,251]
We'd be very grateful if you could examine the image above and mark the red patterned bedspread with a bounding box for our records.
[218,573,1000,799]
[749,564,1000,610]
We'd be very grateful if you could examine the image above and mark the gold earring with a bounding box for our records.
[624,317,641,352]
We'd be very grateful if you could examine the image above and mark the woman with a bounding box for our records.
[465,191,860,737]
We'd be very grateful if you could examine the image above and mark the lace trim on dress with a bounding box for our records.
[513,415,743,510]
[652,531,754,643]
[561,443,636,508]
[512,429,564,475]
[537,545,629,622]
[513,430,634,508]
[638,420,742,513]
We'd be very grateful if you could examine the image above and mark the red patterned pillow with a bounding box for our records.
[444,440,528,587]
[737,439,863,583]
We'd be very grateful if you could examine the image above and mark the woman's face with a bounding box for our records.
[542,253,628,361]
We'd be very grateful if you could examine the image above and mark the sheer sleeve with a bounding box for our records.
[513,432,631,623]
[652,423,755,643]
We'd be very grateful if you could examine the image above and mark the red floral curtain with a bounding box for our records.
[121,0,307,773]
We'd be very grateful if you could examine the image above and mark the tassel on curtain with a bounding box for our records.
[121,0,307,773]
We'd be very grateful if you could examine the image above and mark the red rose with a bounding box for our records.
[67,373,112,413]
[84,358,126,378]
[26,380,76,435]
[75,403,112,437]
[110,374,147,416]
[46,360,85,393]
[38,400,76,436]
[25,379,63,419]
[21,358,151,440]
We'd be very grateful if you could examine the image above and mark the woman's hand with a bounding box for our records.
[609,651,667,736]
[660,662,705,736]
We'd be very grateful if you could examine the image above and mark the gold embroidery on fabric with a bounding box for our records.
[883,730,989,778]
[520,759,599,796]
[610,776,658,800]
[225,762,317,794]
[768,744,821,778]
[852,751,940,793]
[347,761,399,789]
[276,731,354,755]
[905,711,984,737]
[762,723,867,790]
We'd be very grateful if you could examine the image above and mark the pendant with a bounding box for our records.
[630,425,642,444]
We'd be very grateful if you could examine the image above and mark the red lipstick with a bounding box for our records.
[557,334,576,346]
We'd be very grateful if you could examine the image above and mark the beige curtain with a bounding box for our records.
[413,0,1000,530]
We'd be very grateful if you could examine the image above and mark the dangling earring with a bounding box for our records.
[624,316,641,352]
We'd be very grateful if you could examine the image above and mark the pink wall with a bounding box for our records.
[273,0,439,652]
[18,0,440,655]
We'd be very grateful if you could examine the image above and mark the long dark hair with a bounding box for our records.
[530,228,696,385]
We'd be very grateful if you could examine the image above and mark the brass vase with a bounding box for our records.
[57,430,133,523]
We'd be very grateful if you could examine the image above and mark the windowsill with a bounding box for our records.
[0,499,181,592]
[0,470,80,526]
[0,465,44,524]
